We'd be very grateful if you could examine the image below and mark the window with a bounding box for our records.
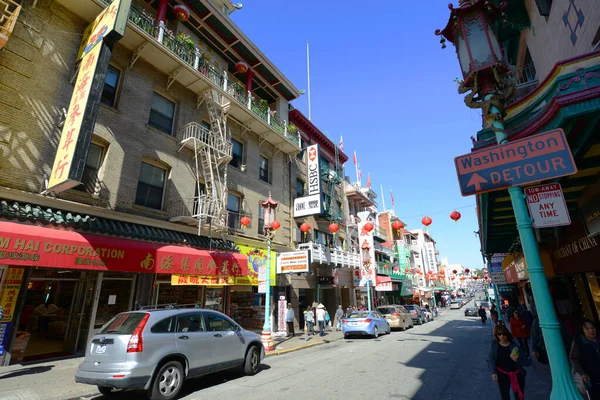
[74,142,104,193]
[296,178,305,198]
[230,139,243,168]
[206,312,237,331]
[227,193,241,229]
[177,313,206,333]
[258,202,264,235]
[534,0,552,16]
[101,65,120,107]
[151,317,176,333]
[135,162,166,210]
[148,92,175,135]
[314,230,332,247]
[259,156,269,183]
[193,182,206,215]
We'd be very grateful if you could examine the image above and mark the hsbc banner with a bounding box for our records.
[306,144,322,195]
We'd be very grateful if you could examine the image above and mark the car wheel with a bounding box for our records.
[373,326,379,338]
[98,386,116,397]
[148,361,184,400]
[243,345,260,376]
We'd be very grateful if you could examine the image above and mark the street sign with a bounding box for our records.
[525,183,571,228]
[293,194,322,217]
[454,129,577,196]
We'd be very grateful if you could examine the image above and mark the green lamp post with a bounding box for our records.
[435,1,582,398]
[260,193,279,352]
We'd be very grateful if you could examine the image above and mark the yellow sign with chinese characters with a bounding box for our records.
[77,0,131,61]
[47,43,102,193]
[234,244,276,286]
[171,275,235,286]
[0,268,24,323]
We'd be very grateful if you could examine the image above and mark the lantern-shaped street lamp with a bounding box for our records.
[259,193,279,351]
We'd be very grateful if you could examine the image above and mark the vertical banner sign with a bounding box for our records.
[306,144,322,195]
[277,296,287,333]
[358,220,376,287]
[425,242,437,273]
[396,240,408,271]
[0,268,24,357]
[46,0,131,194]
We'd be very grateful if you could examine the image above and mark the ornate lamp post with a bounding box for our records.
[436,1,582,398]
[260,193,279,352]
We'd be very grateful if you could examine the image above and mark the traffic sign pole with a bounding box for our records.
[486,95,582,400]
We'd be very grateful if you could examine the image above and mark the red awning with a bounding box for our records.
[0,220,247,276]
[376,276,392,284]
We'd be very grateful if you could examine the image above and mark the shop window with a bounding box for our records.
[177,313,206,332]
[101,65,121,107]
[74,142,105,193]
[151,316,176,333]
[259,155,270,183]
[227,192,241,229]
[230,139,243,168]
[206,312,237,331]
[148,92,176,135]
[135,162,167,210]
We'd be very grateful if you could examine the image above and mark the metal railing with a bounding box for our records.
[115,2,300,147]
[297,242,361,269]
[0,0,20,48]
[515,63,537,86]
[373,225,388,241]
[170,195,222,220]
[178,122,233,159]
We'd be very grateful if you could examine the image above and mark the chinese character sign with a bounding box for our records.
[425,242,437,273]
[47,42,103,193]
[0,268,24,323]
[358,220,376,287]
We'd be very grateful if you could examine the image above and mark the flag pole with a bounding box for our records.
[306,40,312,121]
[354,152,359,186]
[380,184,386,211]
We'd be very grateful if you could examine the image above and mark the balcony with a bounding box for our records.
[320,161,342,185]
[373,225,387,242]
[178,122,232,160]
[169,195,222,226]
[59,0,300,154]
[376,261,405,279]
[297,242,360,269]
[507,63,539,105]
[0,0,20,51]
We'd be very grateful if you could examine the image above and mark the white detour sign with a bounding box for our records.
[525,183,571,228]
[277,250,310,274]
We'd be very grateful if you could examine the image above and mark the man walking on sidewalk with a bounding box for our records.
[286,303,295,337]
[334,305,344,331]
[316,303,326,337]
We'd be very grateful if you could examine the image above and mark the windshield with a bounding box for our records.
[404,305,417,310]
[377,307,395,314]
[99,312,148,334]
[347,312,370,319]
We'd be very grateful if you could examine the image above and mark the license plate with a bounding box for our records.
[349,322,358,326]
[95,345,107,354]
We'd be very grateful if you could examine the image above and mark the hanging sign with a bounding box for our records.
[525,183,571,228]
[293,194,323,217]
[276,250,309,274]
[306,144,322,195]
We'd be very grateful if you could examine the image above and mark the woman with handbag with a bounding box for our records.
[570,320,600,399]
[488,324,531,400]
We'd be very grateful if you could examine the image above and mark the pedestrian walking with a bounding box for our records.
[304,306,315,335]
[334,305,344,331]
[478,305,487,324]
[488,324,530,400]
[510,310,531,357]
[325,308,331,331]
[569,320,600,398]
[285,303,295,337]
[530,315,571,365]
[316,303,326,337]
[490,304,499,325]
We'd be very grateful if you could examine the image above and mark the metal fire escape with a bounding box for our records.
[321,145,343,223]
[178,88,232,233]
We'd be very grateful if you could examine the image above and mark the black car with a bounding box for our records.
[464,307,478,317]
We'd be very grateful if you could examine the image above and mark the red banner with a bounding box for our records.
[0,221,247,276]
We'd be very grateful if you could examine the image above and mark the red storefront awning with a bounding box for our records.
[0,220,247,276]
[376,276,392,284]
[375,275,392,291]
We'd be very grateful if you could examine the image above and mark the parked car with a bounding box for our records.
[464,307,478,317]
[75,307,264,400]
[421,308,433,322]
[450,301,461,309]
[376,305,413,330]
[342,310,390,338]
[403,304,426,325]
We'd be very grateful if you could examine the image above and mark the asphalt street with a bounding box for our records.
[74,300,552,400]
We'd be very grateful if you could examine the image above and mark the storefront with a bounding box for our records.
[0,219,245,365]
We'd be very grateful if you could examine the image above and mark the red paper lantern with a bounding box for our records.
[405,268,409,273]
[363,222,374,232]
[173,4,190,21]
[235,61,249,74]
[422,216,432,227]
[271,220,281,231]
[240,216,251,228]
[329,223,339,235]
[452,269,457,274]
[300,223,310,234]
[392,220,403,234]
[450,211,461,223]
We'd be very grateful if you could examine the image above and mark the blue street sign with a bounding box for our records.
[454,129,577,196]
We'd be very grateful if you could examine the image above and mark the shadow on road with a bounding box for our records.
[83,364,271,399]
[0,365,54,380]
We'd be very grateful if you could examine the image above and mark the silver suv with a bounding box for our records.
[75,305,265,399]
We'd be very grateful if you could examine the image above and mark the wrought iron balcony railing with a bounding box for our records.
[297,242,360,269]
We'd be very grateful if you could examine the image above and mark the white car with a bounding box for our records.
[450,301,460,309]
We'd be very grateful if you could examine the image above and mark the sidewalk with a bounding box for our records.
[0,329,343,400]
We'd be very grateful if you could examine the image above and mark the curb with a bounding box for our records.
[266,336,343,356]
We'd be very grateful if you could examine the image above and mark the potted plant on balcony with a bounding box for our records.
[287,124,297,134]
[177,32,196,53]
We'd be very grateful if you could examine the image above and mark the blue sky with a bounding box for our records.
[232,1,486,270]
